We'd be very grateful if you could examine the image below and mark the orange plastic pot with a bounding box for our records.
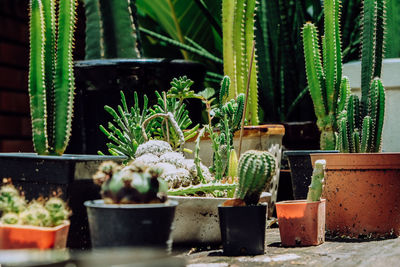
[0,221,70,249]
[311,153,400,238]
[276,199,325,246]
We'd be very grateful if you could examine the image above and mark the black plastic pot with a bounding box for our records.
[0,153,126,249]
[70,58,206,155]
[285,150,338,199]
[218,204,267,256]
[85,200,178,251]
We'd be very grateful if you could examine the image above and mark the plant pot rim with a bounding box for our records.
[84,199,178,209]
[0,152,127,162]
[169,195,230,201]
[311,152,400,169]
[74,58,204,68]
[284,150,338,156]
[0,221,70,231]
[218,203,268,209]
[276,199,326,206]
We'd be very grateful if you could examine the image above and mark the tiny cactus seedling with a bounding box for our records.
[307,160,326,202]
[29,0,78,155]
[235,150,277,205]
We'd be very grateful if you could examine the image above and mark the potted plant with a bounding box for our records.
[85,160,178,250]
[218,150,276,256]
[311,0,400,239]
[0,0,126,249]
[276,160,326,247]
[71,0,206,155]
[0,181,70,249]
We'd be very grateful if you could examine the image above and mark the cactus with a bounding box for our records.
[29,0,78,155]
[99,162,168,204]
[302,0,347,150]
[83,0,141,59]
[222,0,259,125]
[235,150,276,205]
[307,160,326,202]
[0,184,26,214]
[337,0,386,153]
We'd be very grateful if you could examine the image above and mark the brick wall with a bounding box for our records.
[0,0,85,153]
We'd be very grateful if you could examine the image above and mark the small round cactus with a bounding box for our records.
[235,150,277,205]
[1,213,19,224]
[0,184,27,214]
[45,197,70,226]
[19,201,51,227]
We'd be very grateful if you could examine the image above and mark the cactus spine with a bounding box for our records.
[302,0,346,150]
[307,160,326,202]
[29,0,77,155]
[222,0,259,125]
[235,150,276,205]
[83,0,141,59]
[337,0,386,153]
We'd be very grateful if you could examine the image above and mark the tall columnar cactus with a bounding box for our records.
[302,0,348,150]
[337,0,386,153]
[235,150,276,205]
[29,0,77,155]
[83,0,141,59]
[307,160,326,202]
[222,0,259,125]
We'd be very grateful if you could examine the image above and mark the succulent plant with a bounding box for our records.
[29,0,78,155]
[235,150,277,205]
[337,0,386,153]
[19,201,52,227]
[0,184,26,214]
[1,213,19,225]
[307,160,326,202]
[45,197,70,226]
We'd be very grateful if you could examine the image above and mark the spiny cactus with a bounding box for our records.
[99,162,168,204]
[29,0,77,155]
[302,0,348,150]
[0,183,69,227]
[222,0,259,125]
[235,150,276,205]
[307,160,326,202]
[337,0,386,153]
[83,0,141,59]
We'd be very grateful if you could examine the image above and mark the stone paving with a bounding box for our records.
[179,229,400,267]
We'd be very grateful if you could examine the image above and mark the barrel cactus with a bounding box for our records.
[235,150,277,205]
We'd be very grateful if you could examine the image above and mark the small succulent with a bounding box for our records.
[307,160,326,202]
[45,197,70,226]
[0,184,26,214]
[1,213,19,225]
[19,201,51,227]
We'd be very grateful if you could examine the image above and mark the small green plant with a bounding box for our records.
[337,0,386,153]
[0,183,69,227]
[235,150,276,206]
[83,0,141,59]
[307,160,326,202]
[302,0,349,150]
[222,0,259,125]
[29,0,78,155]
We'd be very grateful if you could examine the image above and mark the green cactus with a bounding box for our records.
[83,0,141,59]
[235,150,276,205]
[1,213,19,225]
[307,160,326,202]
[45,197,70,226]
[0,184,27,214]
[337,0,386,153]
[99,162,168,204]
[302,0,347,150]
[29,0,77,155]
[222,0,259,125]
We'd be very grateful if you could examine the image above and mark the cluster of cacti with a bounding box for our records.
[100,77,199,158]
[337,0,386,153]
[235,150,277,205]
[222,0,259,125]
[307,160,326,202]
[83,0,141,59]
[302,0,348,150]
[29,0,78,155]
[0,183,69,227]
[194,76,245,181]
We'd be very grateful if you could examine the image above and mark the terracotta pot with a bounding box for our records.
[276,199,325,246]
[184,124,285,215]
[311,153,400,238]
[0,221,70,249]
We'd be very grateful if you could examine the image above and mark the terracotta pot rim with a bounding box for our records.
[84,199,178,209]
[276,199,326,206]
[311,153,400,169]
[0,221,70,231]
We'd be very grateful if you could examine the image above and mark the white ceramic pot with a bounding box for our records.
[169,193,271,244]
[343,58,400,152]
[184,125,284,212]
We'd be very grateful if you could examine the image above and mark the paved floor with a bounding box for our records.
[180,229,400,267]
